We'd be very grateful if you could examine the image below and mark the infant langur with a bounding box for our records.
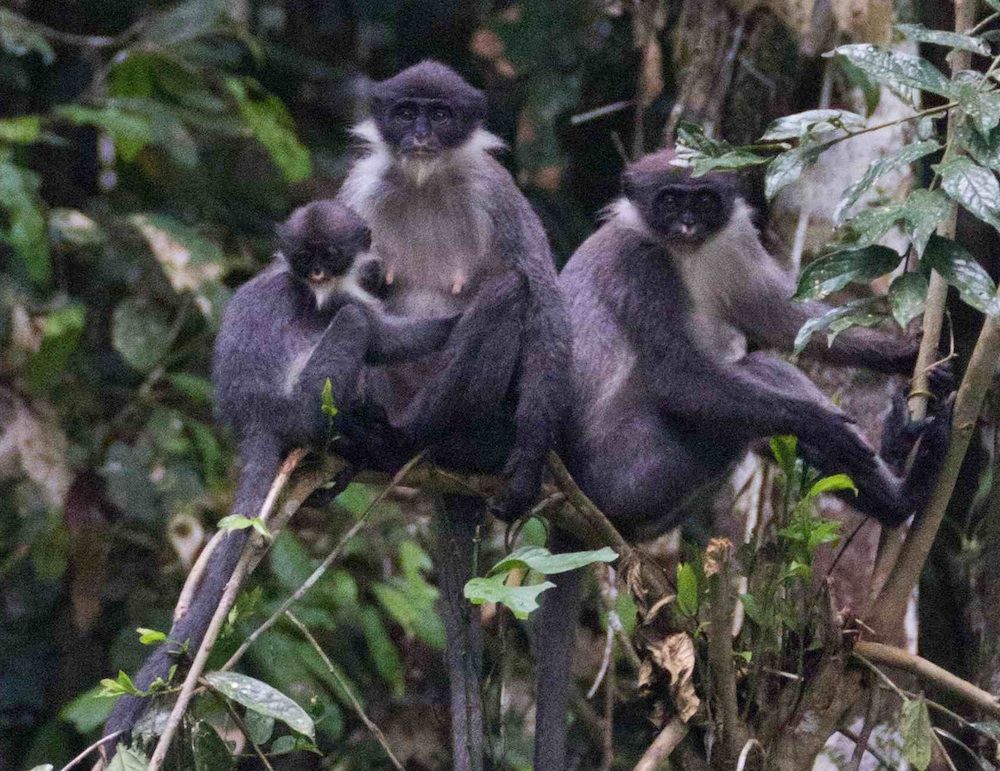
[102,201,455,744]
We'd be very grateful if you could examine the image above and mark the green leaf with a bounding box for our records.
[806,473,857,498]
[765,143,826,199]
[901,697,933,771]
[24,304,85,394]
[895,23,990,55]
[836,140,940,221]
[359,607,405,697]
[485,545,617,577]
[99,671,142,697]
[889,272,928,326]
[847,202,906,247]
[761,109,865,141]
[676,122,729,156]
[937,156,1000,230]
[107,746,149,771]
[676,562,699,617]
[794,297,884,353]
[770,435,798,477]
[903,189,952,254]
[59,686,115,733]
[828,44,953,98]
[463,574,555,619]
[217,514,270,538]
[48,208,106,247]
[922,235,1000,315]
[112,298,173,373]
[243,709,275,744]
[321,378,338,417]
[0,159,48,285]
[191,722,235,771]
[137,627,168,645]
[958,122,1000,171]
[143,0,228,46]
[0,115,41,144]
[203,671,316,739]
[53,105,154,162]
[227,78,311,183]
[739,593,765,624]
[690,149,769,175]
[955,86,1000,135]
[0,9,55,63]
[169,373,214,404]
[794,245,902,300]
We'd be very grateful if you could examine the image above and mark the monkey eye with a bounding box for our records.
[659,193,678,210]
[394,104,418,122]
[696,192,717,209]
[430,106,452,123]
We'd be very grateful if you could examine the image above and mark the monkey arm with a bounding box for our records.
[731,259,917,374]
[364,312,460,364]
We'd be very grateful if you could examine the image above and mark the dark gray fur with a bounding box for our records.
[102,201,455,749]
[339,61,571,771]
[530,149,953,770]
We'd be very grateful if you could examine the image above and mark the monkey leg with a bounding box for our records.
[737,352,952,526]
[531,533,585,771]
[430,496,486,771]
[393,270,526,445]
[103,434,282,751]
[296,305,372,420]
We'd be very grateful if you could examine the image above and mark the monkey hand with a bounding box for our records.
[880,361,955,471]
[332,403,408,470]
[487,449,542,523]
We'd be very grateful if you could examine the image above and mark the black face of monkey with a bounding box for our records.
[623,149,738,247]
[370,61,487,157]
[647,183,735,245]
[277,201,372,286]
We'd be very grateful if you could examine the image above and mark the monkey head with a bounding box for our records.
[369,60,487,159]
[278,201,374,296]
[624,148,738,247]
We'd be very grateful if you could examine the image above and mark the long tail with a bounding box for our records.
[102,435,282,751]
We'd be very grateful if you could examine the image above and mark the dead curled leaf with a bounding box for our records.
[639,631,700,723]
[704,536,735,577]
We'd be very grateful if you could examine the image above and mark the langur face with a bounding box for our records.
[288,243,355,286]
[370,61,487,159]
[380,97,473,157]
[646,183,735,246]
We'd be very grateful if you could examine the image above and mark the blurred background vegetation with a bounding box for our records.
[3,0,993,769]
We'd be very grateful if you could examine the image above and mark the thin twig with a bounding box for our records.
[284,610,404,770]
[836,726,895,770]
[203,680,276,771]
[847,686,881,771]
[589,564,618,699]
[221,452,427,672]
[61,730,124,771]
[854,641,1000,718]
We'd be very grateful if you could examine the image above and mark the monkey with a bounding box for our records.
[528,148,954,770]
[102,201,457,748]
[334,61,572,771]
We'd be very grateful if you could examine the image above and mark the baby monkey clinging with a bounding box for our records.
[103,200,456,745]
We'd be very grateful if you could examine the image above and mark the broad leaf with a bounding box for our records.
[54,105,154,162]
[24,304,85,393]
[765,143,826,199]
[107,746,149,771]
[806,474,857,499]
[955,86,1000,136]
[0,115,40,144]
[958,122,1000,171]
[889,272,928,326]
[794,245,901,300]
[112,298,173,373]
[847,202,905,248]
[828,44,953,98]
[676,562,699,617]
[903,189,951,255]
[0,159,48,285]
[691,149,768,175]
[217,514,270,537]
[761,109,865,141]
[922,235,1000,315]
[227,78,311,183]
[0,9,55,63]
[203,671,315,739]
[463,574,555,619]
[486,545,617,577]
[793,297,884,353]
[836,140,939,221]
[896,23,990,55]
[900,697,933,771]
[937,156,1000,230]
[143,0,228,46]
[243,709,275,744]
[770,435,798,478]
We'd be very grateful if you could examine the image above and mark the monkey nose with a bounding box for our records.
[309,268,326,282]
